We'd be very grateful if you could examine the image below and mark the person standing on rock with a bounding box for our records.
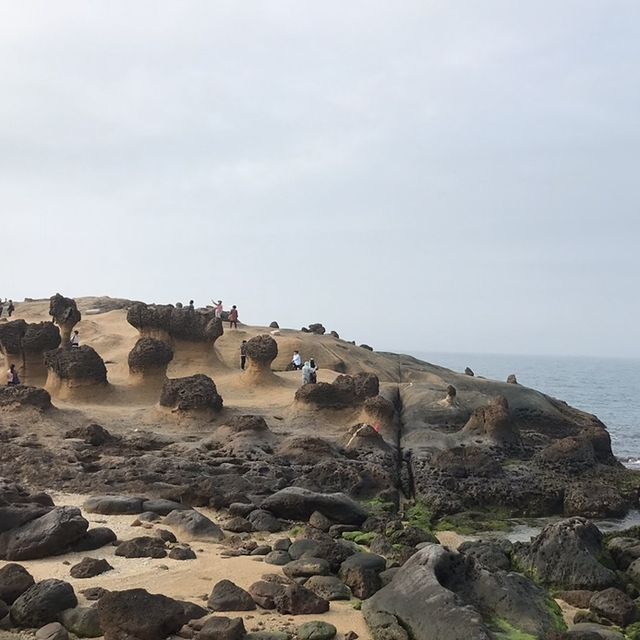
[212,300,223,318]
[0,300,3,317]
[70,330,80,347]
[240,340,247,370]
[228,305,238,329]
[7,300,14,317]
[188,300,195,311]
[291,351,302,369]
[7,364,19,385]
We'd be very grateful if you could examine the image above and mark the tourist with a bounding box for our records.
[309,358,318,383]
[70,330,80,347]
[7,300,14,317]
[7,364,19,385]
[229,305,238,329]
[188,300,195,311]
[0,300,3,317]
[302,360,318,385]
[291,350,302,369]
[212,300,223,318]
[240,340,247,370]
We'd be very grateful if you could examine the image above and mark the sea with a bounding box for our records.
[411,351,640,468]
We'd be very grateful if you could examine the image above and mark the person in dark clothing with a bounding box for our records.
[240,340,247,370]
[7,364,19,385]
[7,300,14,317]
[228,305,239,329]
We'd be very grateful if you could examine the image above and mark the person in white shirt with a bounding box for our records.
[291,351,302,370]
[70,330,80,347]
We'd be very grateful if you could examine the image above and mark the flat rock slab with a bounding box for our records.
[83,496,144,515]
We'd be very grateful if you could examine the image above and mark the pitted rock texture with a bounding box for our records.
[159,374,223,412]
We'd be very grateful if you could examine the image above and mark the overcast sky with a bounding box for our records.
[1,1,638,358]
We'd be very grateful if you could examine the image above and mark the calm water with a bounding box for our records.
[412,351,640,466]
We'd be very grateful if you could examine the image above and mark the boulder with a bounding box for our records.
[169,546,196,560]
[248,509,283,533]
[363,544,565,640]
[0,385,52,411]
[308,324,326,335]
[60,606,102,638]
[35,622,68,640]
[44,346,108,397]
[83,495,144,515]
[295,372,379,409]
[283,557,331,579]
[70,557,113,579]
[97,588,186,640]
[65,423,116,446]
[264,550,292,566]
[0,563,35,604]
[115,536,166,559]
[564,484,628,518]
[260,487,368,525]
[589,587,636,626]
[297,621,337,640]
[198,615,246,640]
[458,539,512,572]
[249,580,286,609]
[274,583,330,615]
[163,509,224,541]
[0,506,89,560]
[304,576,351,601]
[11,579,77,628]
[607,537,640,570]
[49,294,81,346]
[71,527,117,553]
[160,374,223,412]
[514,517,617,590]
[208,579,256,611]
[128,337,174,380]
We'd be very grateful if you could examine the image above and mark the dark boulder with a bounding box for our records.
[198,616,246,640]
[245,334,278,364]
[160,374,223,412]
[11,579,77,628]
[0,563,35,604]
[458,539,512,572]
[168,546,196,560]
[44,346,107,384]
[274,583,330,615]
[0,506,89,560]
[115,536,166,559]
[163,509,224,541]
[249,580,286,609]
[70,557,113,579]
[247,509,282,533]
[283,557,331,579]
[83,495,144,515]
[49,294,81,344]
[208,579,256,611]
[260,487,368,525]
[564,483,628,518]
[589,588,637,626]
[269,321,280,329]
[59,605,102,638]
[295,373,379,409]
[606,537,640,570]
[307,323,326,335]
[64,423,116,446]
[23,322,61,353]
[128,337,174,375]
[0,319,28,355]
[0,385,52,410]
[97,588,186,640]
[304,576,351,601]
[514,517,617,590]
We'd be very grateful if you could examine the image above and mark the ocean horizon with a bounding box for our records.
[407,350,640,466]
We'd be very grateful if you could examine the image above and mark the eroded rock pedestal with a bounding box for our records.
[242,334,279,385]
[49,294,81,347]
[0,320,61,386]
[159,374,223,418]
[127,337,174,388]
[44,346,109,401]
[127,302,223,368]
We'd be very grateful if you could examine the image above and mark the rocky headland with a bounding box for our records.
[0,295,639,640]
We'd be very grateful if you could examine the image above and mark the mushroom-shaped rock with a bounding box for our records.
[128,337,173,385]
[507,374,518,384]
[296,373,379,409]
[464,367,475,376]
[160,374,223,413]
[242,334,279,384]
[0,320,60,385]
[343,423,391,453]
[439,385,457,407]
[44,346,108,400]
[360,395,396,436]
[308,323,326,335]
[462,396,519,446]
[49,294,81,346]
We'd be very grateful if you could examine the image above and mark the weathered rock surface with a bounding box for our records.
[160,374,223,412]
[0,385,52,410]
[128,337,174,377]
[295,373,379,409]
[70,557,113,579]
[0,506,89,560]
[44,346,108,387]
[514,518,617,590]
[11,579,77,628]
[97,588,186,640]
[208,579,256,611]
[0,563,35,604]
[163,509,224,541]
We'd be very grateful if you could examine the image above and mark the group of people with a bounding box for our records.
[290,350,318,383]
[0,299,15,318]
[211,299,239,329]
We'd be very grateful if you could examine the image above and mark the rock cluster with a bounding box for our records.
[295,373,379,409]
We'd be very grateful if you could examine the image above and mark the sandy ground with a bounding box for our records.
[0,493,370,639]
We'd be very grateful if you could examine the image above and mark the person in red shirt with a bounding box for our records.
[229,305,239,329]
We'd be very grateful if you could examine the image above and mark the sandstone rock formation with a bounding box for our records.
[159,374,223,415]
[49,294,81,347]
[295,373,379,409]
[242,334,279,385]
[44,346,108,400]
[127,302,223,367]
[127,337,174,386]
[0,320,61,385]
[0,385,52,411]
[462,396,520,446]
